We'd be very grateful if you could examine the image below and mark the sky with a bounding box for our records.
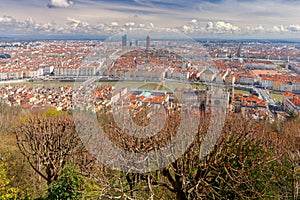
[0,0,300,39]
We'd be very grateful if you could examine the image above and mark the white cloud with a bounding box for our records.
[0,16,16,24]
[253,25,264,32]
[149,23,154,28]
[67,17,83,24]
[124,22,135,27]
[205,21,239,33]
[273,25,281,32]
[1,14,300,38]
[272,25,287,32]
[215,21,239,32]
[286,24,300,32]
[206,21,214,31]
[271,24,300,33]
[66,17,94,33]
[191,19,197,24]
[111,22,119,27]
[1,0,300,37]
[183,25,193,32]
[47,0,74,8]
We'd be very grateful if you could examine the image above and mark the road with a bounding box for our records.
[0,79,26,84]
[255,88,275,105]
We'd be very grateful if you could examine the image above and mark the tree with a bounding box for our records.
[14,114,81,185]
[148,115,295,199]
[88,109,296,199]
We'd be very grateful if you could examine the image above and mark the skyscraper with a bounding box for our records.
[122,34,127,49]
[146,35,151,50]
[237,43,242,58]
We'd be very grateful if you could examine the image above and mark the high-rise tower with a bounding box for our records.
[122,34,127,49]
[146,35,151,50]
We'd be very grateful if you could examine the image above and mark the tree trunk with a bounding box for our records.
[176,190,188,200]
[126,174,136,199]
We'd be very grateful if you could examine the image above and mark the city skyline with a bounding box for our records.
[0,0,300,39]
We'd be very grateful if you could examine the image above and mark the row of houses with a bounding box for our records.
[102,67,194,81]
[54,66,96,77]
[123,69,165,81]
[165,68,191,80]
[229,72,300,92]
[0,66,97,80]
[258,76,300,92]
[0,68,45,80]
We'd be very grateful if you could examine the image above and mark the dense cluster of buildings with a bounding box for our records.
[0,39,300,118]
[0,85,73,110]
[102,48,198,81]
[233,93,266,119]
[0,40,100,80]
[207,41,300,61]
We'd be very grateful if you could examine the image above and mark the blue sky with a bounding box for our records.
[0,0,300,38]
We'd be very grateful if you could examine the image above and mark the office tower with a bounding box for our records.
[122,34,127,49]
[237,43,242,58]
[146,35,150,50]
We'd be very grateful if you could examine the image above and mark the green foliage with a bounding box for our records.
[18,108,64,124]
[0,131,46,199]
[42,108,65,118]
[0,161,19,200]
[47,164,83,200]
[205,139,294,199]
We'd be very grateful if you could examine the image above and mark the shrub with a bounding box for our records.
[0,160,19,200]
[47,164,83,200]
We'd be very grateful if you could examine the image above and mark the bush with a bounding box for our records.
[47,164,83,200]
[0,160,19,200]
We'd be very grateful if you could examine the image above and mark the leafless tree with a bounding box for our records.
[15,114,81,185]
[146,114,295,199]
[91,108,296,199]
